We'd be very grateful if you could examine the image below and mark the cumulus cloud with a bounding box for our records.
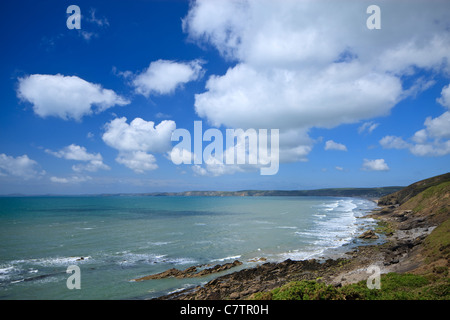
[437,84,450,109]
[0,153,44,179]
[17,74,130,121]
[170,127,280,176]
[102,117,176,153]
[379,136,410,150]
[184,0,450,162]
[46,144,110,173]
[380,83,450,157]
[421,112,450,140]
[168,147,198,166]
[132,59,204,97]
[190,144,258,177]
[115,151,158,174]
[324,140,347,151]
[194,63,401,130]
[102,117,176,173]
[362,159,389,171]
[46,144,100,161]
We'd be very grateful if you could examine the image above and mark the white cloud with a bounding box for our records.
[132,59,204,97]
[87,8,109,27]
[184,0,450,162]
[362,159,389,171]
[423,112,450,140]
[50,175,92,184]
[102,117,176,173]
[437,84,450,109]
[155,112,171,119]
[171,128,279,176]
[46,144,110,173]
[80,31,98,41]
[46,144,100,161]
[192,160,247,177]
[170,143,255,177]
[192,164,209,176]
[409,142,450,157]
[115,151,158,174]
[379,136,410,150]
[103,117,176,153]
[0,154,44,179]
[380,83,450,157]
[335,166,344,171]
[358,121,379,134]
[17,74,130,121]
[324,140,347,151]
[195,62,401,130]
[168,147,197,165]
[72,160,110,173]
[380,132,450,157]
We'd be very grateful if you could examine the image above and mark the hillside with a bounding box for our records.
[378,172,450,205]
[378,172,450,226]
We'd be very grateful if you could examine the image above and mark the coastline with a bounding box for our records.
[152,199,439,300]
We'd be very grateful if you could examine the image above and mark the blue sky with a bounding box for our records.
[1,0,449,194]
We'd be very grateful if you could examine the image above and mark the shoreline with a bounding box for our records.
[152,200,438,300]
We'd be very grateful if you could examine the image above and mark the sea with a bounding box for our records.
[0,195,380,300]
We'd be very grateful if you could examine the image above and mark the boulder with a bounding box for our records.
[358,230,379,240]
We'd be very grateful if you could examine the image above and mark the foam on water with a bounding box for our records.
[211,255,241,262]
[280,198,376,261]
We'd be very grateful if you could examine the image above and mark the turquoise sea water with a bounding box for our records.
[0,196,378,300]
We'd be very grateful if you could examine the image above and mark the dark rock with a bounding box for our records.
[132,260,243,282]
[358,230,379,239]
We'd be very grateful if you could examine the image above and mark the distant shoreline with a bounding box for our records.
[0,186,403,198]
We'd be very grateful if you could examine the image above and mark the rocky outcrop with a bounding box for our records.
[132,260,242,281]
[156,258,347,300]
[358,230,379,239]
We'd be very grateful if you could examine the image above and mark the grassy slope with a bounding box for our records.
[378,172,450,207]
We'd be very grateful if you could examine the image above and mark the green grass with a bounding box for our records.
[251,280,344,300]
[250,273,449,300]
[423,218,450,264]
[375,219,395,235]
[420,181,450,200]
[407,181,450,213]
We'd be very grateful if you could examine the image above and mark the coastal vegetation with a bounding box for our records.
[251,272,449,300]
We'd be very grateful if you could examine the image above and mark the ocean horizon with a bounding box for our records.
[0,195,379,300]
